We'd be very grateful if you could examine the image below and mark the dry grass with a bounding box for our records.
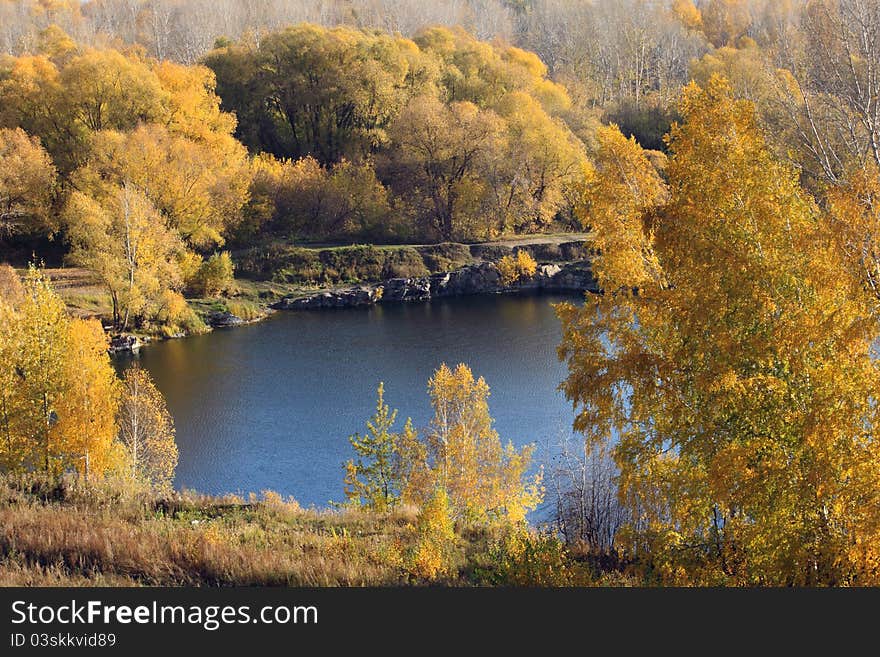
[0,476,424,587]
[0,475,626,587]
[23,267,113,320]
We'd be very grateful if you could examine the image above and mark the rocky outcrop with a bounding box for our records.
[272,260,597,311]
[108,334,147,354]
[273,285,382,310]
[381,276,432,303]
[207,311,246,328]
[537,261,596,291]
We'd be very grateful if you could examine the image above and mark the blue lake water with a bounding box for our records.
[116,293,582,508]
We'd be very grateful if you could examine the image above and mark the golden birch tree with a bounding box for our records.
[117,366,178,491]
[558,77,880,585]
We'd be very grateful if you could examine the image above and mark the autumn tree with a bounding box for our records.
[690,40,776,105]
[557,77,880,585]
[343,365,543,525]
[488,92,588,233]
[241,154,396,243]
[65,182,185,330]
[53,318,121,480]
[826,162,880,309]
[0,284,27,470]
[0,267,121,476]
[673,0,703,31]
[72,125,250,250]
[577,124,666,291]
[209,24,589,242]
[772,0,880,184]
[204,25,439,164]
[344,382,403,512]
[0,46,168,174]
[7,266,71,472]
[117,365,178,490]
[409,363,543,524]
[700,0,752,47]
[383,96,504,241]
[189,251,235,298]
[0,128,57,238]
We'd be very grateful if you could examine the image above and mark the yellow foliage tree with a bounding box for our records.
[557,77,880,585]
[827,163,880,310]
[410,486,456,580]
[0,127,57,237]
[409,363,543,524]
[577,124,666,292]
[672,0,703,31]
[117,366,178,491]
[0,267,121,476]
[73,125,250,250]
[66,181,185,330]
[10,266,70,473]
[700,0,752,47]
[53,318,122,479]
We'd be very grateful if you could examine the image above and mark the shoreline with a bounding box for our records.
[107,236,597,353]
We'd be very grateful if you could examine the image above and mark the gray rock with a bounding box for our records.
[207,311,245,328]
[380,276,431,302]
[432,262,502,296]
[272,258,597,311]
[273,285,380,310]
[545,262,598,292]
[109,334,142,354]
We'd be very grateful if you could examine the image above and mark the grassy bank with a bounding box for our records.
[235,235,594,286]
[0,475,628,587]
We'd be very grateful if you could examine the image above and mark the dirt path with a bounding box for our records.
[488,232,593,247]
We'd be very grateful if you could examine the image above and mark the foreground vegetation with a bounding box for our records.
[0,474,634,587]
[6,0,880,587]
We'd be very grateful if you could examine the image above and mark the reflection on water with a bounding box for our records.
[115,293,582,508]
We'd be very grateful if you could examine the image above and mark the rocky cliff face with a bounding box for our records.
[273,260,597,311]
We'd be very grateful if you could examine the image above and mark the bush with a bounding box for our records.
[409,487,457,581]
[192,252,235,298]
[474,527,582,586]
[225,299,262,321]
[381,247,429,279]
[497,250,538,285]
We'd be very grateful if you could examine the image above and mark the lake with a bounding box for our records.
[115,293,583,508]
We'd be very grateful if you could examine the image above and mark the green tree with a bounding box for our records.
[204,25,438,164]
[344,383,403,512]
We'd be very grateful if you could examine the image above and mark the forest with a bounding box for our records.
[4,0,880,586]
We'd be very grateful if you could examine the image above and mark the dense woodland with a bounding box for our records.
[4,0,880,586]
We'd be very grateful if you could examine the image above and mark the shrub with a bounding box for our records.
[497,250,538,285]
[475,527,581,586]
[409,487,456,581]
[225,300,262,321]
[417,243,472,273]
[192,252,235,298]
